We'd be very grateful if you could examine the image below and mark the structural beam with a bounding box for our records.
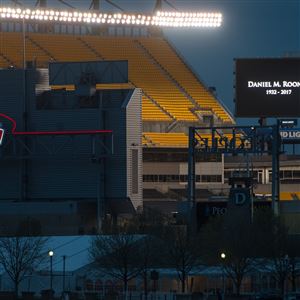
[188,125,282,217]
[91,0,100,10]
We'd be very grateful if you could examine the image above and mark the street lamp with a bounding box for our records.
[284,254,290,298]
[62,255,66,292]
[48,250,54,291]
[220,252,226,300]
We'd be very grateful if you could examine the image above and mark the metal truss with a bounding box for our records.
[188,125,281,215]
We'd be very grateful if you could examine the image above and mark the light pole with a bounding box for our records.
[62,255,66,292]
[220,252,226,300]
[48,250,54,291]
[284,254,290,299]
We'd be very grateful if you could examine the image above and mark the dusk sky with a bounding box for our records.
[165,0,300,124]
[1,0,300,123]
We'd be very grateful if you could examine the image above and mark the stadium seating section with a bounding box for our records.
[0,32,233,127]
[143,132,188,147]
[280,192,300,201]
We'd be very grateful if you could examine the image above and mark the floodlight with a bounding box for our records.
[0,6,222,28]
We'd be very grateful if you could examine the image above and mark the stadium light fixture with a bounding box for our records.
[0,7,222,28]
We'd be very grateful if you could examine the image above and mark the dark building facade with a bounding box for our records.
[0,62,142,235]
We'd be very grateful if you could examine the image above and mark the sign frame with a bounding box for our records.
[235,58,300,118]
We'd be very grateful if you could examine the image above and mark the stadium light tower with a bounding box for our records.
[0,6,222,28]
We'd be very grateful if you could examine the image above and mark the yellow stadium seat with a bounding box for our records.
[0,32,233,124]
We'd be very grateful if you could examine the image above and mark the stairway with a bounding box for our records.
[134,39,200,110]
[26,35,56,61]
[0,52,14,67]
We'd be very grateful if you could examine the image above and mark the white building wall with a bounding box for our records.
[126,88,143,210]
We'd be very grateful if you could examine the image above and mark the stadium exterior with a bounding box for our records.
[0,5,300,235]
[0,63,143,235]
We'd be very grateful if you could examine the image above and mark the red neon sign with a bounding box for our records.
[0,128,4,145]
[0,113,112,136]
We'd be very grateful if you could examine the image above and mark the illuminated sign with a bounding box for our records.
[197,201,271,226]
[279,119,298,128]
[229,188,251,207]
[0,128,4,145]
[0,112,112,137]
[235,58,300,117]
[280,128,300,143]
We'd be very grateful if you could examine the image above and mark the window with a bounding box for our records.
[158,175,165,182]
[131,149,139,194]
[85,279,94,291]
[201,175,222,183]
[284,170,293,178]
[143,174,220,183]
[143,175,159,182]
[95,280,103,291]
[105,280,113,291]
[180,175,187,182]
[293,170,300,178]
[252,171,258,183]
[268,171,272,183]
[258,170,263,184]
[270,276,277,290]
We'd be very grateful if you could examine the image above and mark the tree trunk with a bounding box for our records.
[235,276,242,296]
[181,272,186,293]
[291,262,297,292]
[14,281,19,299]
[124,277,128,300]
[292,274,297,292]
[280,278,285,299]
[143,271,148,300]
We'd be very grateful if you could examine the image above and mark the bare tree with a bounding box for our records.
[137,235,162,299]
[254,211,291,298]
[127,207,174,235]
[286,236,300,292]
[0,236,48,298]
[125,209,171,298]
[200,211,256,295]
[201,209,297,296]
[162,226,201,293]
[90,232,142,294]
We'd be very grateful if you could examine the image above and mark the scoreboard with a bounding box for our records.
[235,58,300,117]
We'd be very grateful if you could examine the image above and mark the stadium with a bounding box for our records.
[0,0,300,236]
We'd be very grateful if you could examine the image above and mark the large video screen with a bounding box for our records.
[235,58,300,117]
